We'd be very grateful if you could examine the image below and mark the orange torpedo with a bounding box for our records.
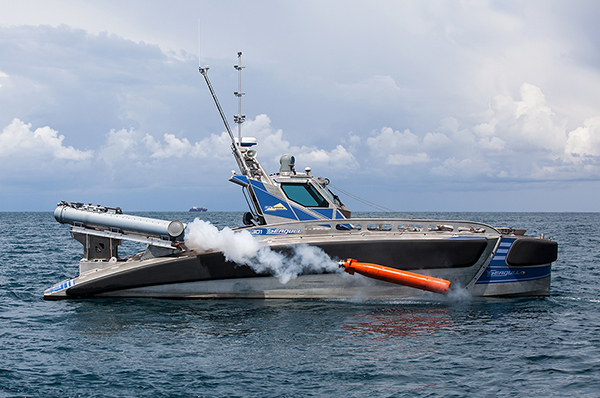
[340,258,451,295]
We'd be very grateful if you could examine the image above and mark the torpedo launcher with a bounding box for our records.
[340,258,451,295]
[54,201,186,263]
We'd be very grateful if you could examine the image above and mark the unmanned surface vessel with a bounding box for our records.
[44,53,557,300]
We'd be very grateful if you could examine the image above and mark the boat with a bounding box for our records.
[189,206,207,212]
[43,53,558,300]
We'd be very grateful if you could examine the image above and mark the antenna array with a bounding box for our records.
[233,52,246,142]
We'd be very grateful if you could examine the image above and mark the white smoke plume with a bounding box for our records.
[184,219,341,283]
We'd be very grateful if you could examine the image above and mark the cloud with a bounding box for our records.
[423,131,453,149]
[99,128,143,164]
[2,3,600,211]
[128,114,360,174]
[565,116,600,159]
[0,118,93,162]
[430,157,486,178]
[483,83,567,152]
[4,78,598,200]
[0,70,7,88]
[0,113,358,190]
[354,83,600,182]
[366,127,434,166]
[239,114,360,172]
[387,152,431,166]
[144,133,192,158]
[113,81,594,185]
[0,24,202,152]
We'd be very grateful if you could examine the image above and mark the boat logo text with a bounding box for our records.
[264,203,287,211]
[250,228,302,235]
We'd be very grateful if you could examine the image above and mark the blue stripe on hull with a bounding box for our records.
[476,264,551,284]
[49,279,75,293]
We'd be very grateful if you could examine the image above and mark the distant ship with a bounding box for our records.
[189,206,207,212]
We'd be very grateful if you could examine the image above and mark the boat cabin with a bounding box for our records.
[229,141,351,225]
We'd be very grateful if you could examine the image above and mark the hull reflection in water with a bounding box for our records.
[342,307,454,338]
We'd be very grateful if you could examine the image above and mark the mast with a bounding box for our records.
[233,52,245,144]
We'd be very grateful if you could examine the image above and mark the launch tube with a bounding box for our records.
[54,203,185,240]
[341,258,450,295]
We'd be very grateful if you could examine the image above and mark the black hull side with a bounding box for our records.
[312,239,488,269]
[507,238,558,266]
[66,253,258,298]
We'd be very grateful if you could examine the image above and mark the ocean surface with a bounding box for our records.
[1,211,599,397]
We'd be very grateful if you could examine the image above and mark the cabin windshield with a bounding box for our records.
[281,183,329,208]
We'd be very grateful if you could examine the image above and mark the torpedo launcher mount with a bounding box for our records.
[54,201,185,261]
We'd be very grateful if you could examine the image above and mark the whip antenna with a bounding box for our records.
[197,19,202,68]
[199,53,248,176]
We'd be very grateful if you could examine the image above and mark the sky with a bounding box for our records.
[1,0,599,213]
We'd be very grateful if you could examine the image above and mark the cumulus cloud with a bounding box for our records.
[190,132,233,159]
[240,114,359,172]
[484,83,567,152]
[99,128,143,164]
[90,114,358,176]
[0,118,93,161]
[140,130,235,160]
[144,133,192,158]
[358,83,600,182]
[5,78,597,197]
[387,152,430,166]
[0,113,358,185]
[565,116,600,159]
[94,126,233,168]
[366,127,432,166]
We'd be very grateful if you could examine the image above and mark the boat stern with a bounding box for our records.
[469,236,557,296]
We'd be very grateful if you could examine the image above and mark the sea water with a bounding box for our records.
[1,211,599,397]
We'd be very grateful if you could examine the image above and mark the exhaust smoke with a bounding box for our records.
[184,219,341,283]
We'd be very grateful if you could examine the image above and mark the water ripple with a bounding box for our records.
[1,212,599,397]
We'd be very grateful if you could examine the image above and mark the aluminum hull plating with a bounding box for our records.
[43,219,555,300]
[470,274,551,297]
[43,263,550,300]
[93,272,551,299]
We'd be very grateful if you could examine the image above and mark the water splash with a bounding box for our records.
[445,283,473,302]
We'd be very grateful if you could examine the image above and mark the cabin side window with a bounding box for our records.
[320,184,343,207]
[280,183,329,208]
